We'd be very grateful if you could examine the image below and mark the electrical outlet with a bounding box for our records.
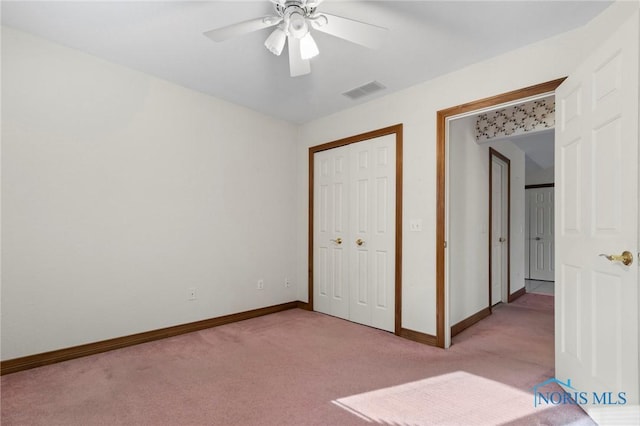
[257,279,264,290]
[409,219,422,232]
[188,287,197,301]
[285,278,291,288]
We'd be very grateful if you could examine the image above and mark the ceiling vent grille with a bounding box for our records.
[342,81,386,100]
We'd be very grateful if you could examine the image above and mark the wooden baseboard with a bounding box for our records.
[1,301,299,376]
[509,287,526,302]
[399,328,438,346]
[296,301,312,311]
[451,307,492,337]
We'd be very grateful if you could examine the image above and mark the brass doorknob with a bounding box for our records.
[356,238,365,246]
[330,238,342,245]
[599,251,633,266]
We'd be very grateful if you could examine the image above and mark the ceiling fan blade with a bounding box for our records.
[313,13,387,49]
[288,36,311,77]
[204,16,282,42]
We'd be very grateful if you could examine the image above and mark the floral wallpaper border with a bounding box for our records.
[476,97,555,142]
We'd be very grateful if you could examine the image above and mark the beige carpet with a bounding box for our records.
[2,294,595,425]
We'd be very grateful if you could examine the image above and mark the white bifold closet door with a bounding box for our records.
[314,134,396,332]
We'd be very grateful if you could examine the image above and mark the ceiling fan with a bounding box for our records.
[203,0,388,77]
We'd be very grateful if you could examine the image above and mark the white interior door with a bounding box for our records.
[348,135,396,332]
[555,10,638,423]
[314,134,396,332]
[314,145,350,320]
[490,156,508,305]
[529,187,554,281]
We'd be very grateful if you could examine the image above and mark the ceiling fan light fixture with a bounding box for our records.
[288,11,308,38]
[308,14,328,29]
[204,0,388,77]
[300,32,319,59]
[265,27,287,56]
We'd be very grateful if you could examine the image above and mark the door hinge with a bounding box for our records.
[444,241,447,248]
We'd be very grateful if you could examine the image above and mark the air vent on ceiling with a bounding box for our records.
[342,81,386,100]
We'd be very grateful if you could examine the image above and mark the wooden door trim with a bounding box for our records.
[436,78,565,348]
[489,148,511,310]
[308,124,403,335]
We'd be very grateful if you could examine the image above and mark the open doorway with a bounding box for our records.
[447,113,526,340]
[437,79,564,348]
[515,130,555,296]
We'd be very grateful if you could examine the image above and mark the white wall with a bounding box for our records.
[1,27,299,360]
[448,117,526,326]
[526,166,555,186]
[296,1,637,336]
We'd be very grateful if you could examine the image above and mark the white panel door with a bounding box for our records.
[529,187,554,281]
[491,157,508,305]
[349,135,396,332]
[555,10,638,423]
[313,134,396,332]
[313,145,350,320]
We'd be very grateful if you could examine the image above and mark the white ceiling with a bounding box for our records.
[510,129,555,172]
[1,1,612,124]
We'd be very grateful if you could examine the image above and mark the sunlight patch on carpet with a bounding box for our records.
[332,371,548,425]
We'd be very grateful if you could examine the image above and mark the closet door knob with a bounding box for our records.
[356,238,365,246]
[330,238,342,245]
